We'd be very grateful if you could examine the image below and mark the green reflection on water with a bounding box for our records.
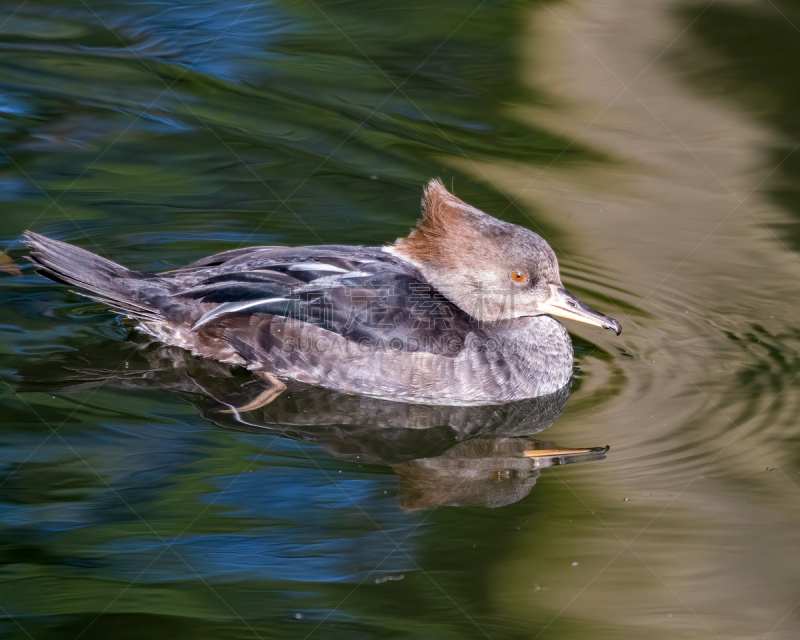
[675,0,800,250]
[0,0,584,259]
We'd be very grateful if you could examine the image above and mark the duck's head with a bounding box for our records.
[387,178,621,334]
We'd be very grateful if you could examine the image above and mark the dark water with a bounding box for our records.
[1,0,800,638]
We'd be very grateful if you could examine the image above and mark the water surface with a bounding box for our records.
[1,0,799,638]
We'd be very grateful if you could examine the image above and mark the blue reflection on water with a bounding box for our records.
[105,527,414,583]
[0,418,418,585]
[100,460,418,584]
[95,0,287,82]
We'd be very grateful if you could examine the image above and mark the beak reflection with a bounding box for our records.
[537,285,621,335]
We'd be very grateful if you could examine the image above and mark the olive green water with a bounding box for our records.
[1,0,800,638]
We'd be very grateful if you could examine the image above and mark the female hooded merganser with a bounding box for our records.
[23,179,620,406]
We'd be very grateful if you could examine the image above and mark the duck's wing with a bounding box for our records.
[166,247,478,358]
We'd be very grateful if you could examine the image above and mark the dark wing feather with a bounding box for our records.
[299,269,477,355]
[167,246,478,357]
[178,270,297,303]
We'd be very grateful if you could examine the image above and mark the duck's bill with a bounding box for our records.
[523,445,609,459]
[537,285,621,335]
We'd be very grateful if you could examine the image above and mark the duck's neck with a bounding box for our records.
[492,315,574,384]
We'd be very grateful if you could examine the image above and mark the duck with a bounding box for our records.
[23,178,620,406]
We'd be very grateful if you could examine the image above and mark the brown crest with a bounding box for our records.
[391,178,470,264]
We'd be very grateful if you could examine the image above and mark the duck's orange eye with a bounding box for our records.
[510,271,527,283]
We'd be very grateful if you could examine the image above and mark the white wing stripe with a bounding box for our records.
[191,298,290,331]
[287,263,347,273]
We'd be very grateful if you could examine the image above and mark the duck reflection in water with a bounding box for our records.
[19,338,608,510]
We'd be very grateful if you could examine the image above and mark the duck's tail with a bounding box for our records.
[23,231,165,322]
